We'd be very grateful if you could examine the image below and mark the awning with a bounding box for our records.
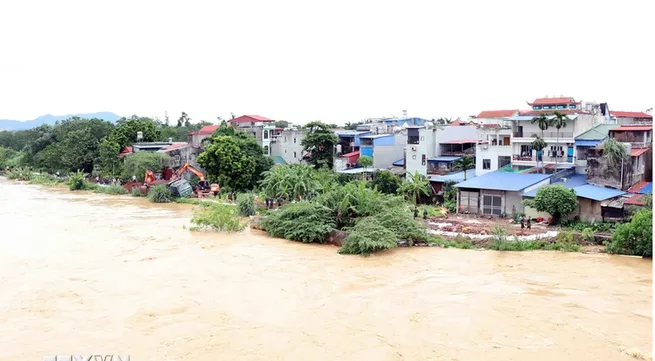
[574,140,600,147]
[392,158,405,167]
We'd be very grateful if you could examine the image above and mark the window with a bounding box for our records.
[569,104,576,109]
[483,159,491,170]
[498,156,511,168]
[556,105,566,109]
[482,195,502,216]
[293,151,297,158]
[263,145,269,155]
[263,130,269,140]
[533,106,542,110]
[421,154,426,166]
[285,149,287,154]
[294,138,297,144]
[408,136,420,144]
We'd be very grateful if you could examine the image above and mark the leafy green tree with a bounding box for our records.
[370,170,401,194]
[109,117,161,149]
[0,146,17,168]
[99,139,122,177]
[358,155,373,168]
[339,217,398,256]
[198,122,273,191]
[301,121,338,169]
[453,156,474,180]
[262,201,336,243]
[122,152,171,181]
[606,208,652,257]
[524,184,578,224]
[602,138,629,168]
[274,120,290,128]
[398,171,431,205]
[177,112,191,128]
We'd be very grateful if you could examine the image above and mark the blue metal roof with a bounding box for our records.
[639,183,652,195]
[523,174,588,197]
[429,170,477,183]
[575,140,601,147]
[573,184,626,201]
[428,156,462,162]
[454,172,550,192]
[392,158,405,167]
[360,134,394,139]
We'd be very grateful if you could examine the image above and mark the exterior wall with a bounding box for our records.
[525,198,603,223]
[406,126,477,176]
[261,125,276,156]
[270,129,308,165]
[476,129,513,175]
[586,142,633,190]
[360,146,373,158]
[370,133,407,169]
[189,133,212,148]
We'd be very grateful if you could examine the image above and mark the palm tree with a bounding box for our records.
[550,111,568,168]
[453,156,474,180]
[531,135,547,173]
[398,171,430,205]
[531,112,550,170]
[602,138,629,168]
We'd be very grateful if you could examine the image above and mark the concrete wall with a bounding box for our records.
[525,197,604,223]
[406,126,477,176]
[371,133,407,169]
[270,129,308,165]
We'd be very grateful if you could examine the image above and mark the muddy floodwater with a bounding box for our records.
[0,178,652,361]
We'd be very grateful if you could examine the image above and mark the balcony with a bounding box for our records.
[512,154,575,164]
[513,131,574,139]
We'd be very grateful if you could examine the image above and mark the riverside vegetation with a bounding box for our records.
[2,116,651,257]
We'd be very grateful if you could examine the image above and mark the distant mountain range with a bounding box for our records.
[0,112,121,131]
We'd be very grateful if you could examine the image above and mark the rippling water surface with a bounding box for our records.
[0,178,651,361]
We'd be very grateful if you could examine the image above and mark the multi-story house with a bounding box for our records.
[228,115,277,146]
[609,125,652,183]
[507,97,609,172]
[358,132,408,170]
[475,124,513,175]
[270,128,309,165]
[405,123,478,177]
[573,124,616,174]
[610,111,653,125]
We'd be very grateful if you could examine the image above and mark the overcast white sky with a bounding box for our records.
[0,0,653,125]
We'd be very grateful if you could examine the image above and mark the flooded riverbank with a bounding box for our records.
[0,178,652,361]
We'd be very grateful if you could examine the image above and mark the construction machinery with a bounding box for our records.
[171,163,220,197]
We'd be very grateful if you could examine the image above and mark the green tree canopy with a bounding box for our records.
[524,184,578,224]
[301,121,338,169]
[122,152,171,181]
[370,170,401,194]
[109,116,161,149]
[197,123,273,191]
[398,171,431,205]
[606,208,652,257]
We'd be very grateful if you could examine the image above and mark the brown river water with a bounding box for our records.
[0,178,652,361]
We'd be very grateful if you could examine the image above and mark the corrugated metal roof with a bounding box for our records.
[523,174,588,197]
[574,124,615,141]
[624,194,646,206]
[454,172,550,192]
[428,156,462,162]
[429,170,477,183]
[392,158,405,167]
[573,184,626,201]
[337,167,379,174]
[360,134,394,139]
[612,125,653,131]
[639,183,652,195]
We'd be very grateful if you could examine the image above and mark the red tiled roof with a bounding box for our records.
[628,181,650,194]
[440,139,480,145]
[196,125,220,135]
[631,148,649,157]
[527,97,580,106]
[519,109,584,116]
[476,110,518,118]
[162,143,189,151]
[229,115,274,124]
[117,146,133,158]
[611,125,653,131]
[624,194,645,206]
[611,111,653,119]
[449,119,463,126]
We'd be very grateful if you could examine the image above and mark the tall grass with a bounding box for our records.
[93,183,129,195]
[6,167,33,181]
[147,184,174,203]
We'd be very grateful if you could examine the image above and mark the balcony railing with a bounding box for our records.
[512,155,575,163]
[513,131,574,139]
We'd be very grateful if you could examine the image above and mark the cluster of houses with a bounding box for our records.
[119,96,653,222]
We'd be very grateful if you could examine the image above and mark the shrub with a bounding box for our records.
[262,201,336,243]
[556,230,574,244]
[489,224,509,250]
[563,221,615,233]
[606,208,652,257]
[29,173,60,186]
[131,187,143,197]
[6,167,33,181]
[581,228,596,243]
[237,193,257,217]
[370,207,430,244]
[190,204,246,232]
[94,183,129,195]
[147,184,174,203]
[339,217,398,256]
[68,170,88,190]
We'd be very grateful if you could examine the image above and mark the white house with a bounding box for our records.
[405,124,478,176]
